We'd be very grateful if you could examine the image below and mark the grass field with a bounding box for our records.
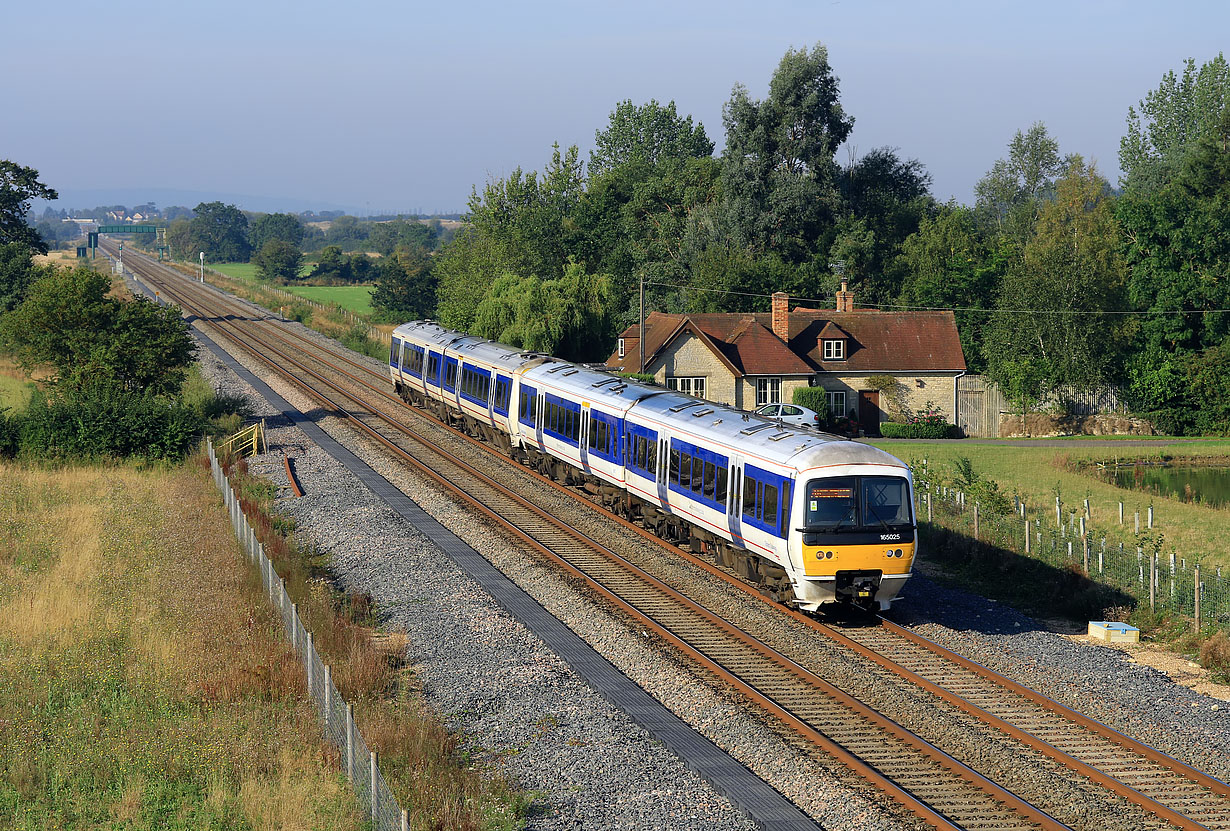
[0,463,364,830]
[280,285,375,315]
[207,263,375,315]
[0,358,36,413]
[871,438,1230,568]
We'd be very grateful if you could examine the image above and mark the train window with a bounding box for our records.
[428,353,440,382]
[702,461,716,500]
[669,447,680,483]
[743,475,757,517]
[804,477,856,528]
[861,477,911,527]
[445,363,457,389]
[637,436,647,469]
[716,465,728,504]
[646,440,656,473]
[390,339,401,366]
[691,457,704,494]
[763,483,779,529]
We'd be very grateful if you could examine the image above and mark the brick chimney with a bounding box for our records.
[835,281,854,313]
[771,292,789,343]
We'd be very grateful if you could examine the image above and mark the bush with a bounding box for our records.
[880,421,958,439]
[15,385,205,461]
[792,387,831,423]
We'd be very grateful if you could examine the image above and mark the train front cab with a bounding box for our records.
[790,466,916,612]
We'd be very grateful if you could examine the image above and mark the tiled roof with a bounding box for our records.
[607,307,965,375]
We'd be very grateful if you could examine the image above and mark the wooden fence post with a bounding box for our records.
[1194,564,1202,631]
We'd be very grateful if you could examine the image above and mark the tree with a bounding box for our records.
[1121,53,1230,190]
[371,245,436,319]
[249,212,305,252]
[0,242,53,314]
[1117,107,1230,426]
[983,159,1126,396]
[0,267,194,396]
[974,123,1076,247]
[471,261,613,361]
[895,205,1005,372]
[590,99,714,176]
[252,239,304,282]
[720,43,853,262]
[187,202,251,262]
[0,160,58,254]
[367,220,437,256]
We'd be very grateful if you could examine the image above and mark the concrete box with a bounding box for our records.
[1088,621,1140,643]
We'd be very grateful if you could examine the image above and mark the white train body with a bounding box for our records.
[390,321,917,612]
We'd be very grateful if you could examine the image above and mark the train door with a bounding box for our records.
[579,408,590,471]
[656,434,670,506]
[727,459,743,541]
[443,356,458,407]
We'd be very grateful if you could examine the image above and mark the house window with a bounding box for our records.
[618,338,625,358]
[667,377,706,399]
[755,377,782,406]
[823,339,845,360]
[826,390,847,416]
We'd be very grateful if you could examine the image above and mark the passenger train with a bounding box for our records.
[389,320,917,612]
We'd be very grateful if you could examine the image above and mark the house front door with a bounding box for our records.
[858,390,881,436]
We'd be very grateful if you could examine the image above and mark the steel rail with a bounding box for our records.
[121,247,1067,831]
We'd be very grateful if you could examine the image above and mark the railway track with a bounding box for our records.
[112,244,1230,830]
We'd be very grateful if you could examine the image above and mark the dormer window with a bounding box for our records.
[823,339,845,360]
[617,338,625,358]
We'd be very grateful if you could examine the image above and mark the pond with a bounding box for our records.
[1107,465,1230,508]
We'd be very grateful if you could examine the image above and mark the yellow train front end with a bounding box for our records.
[791,471,916,612]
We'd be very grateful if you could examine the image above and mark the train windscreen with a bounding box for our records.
[804,476,910,531]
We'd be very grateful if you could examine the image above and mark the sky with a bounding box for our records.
[4,0,1226,216]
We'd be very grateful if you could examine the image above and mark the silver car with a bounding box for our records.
[752,403,822,429]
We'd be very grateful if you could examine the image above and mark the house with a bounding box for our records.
[605,285,967,433]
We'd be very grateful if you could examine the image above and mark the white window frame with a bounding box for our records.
[826,390,847,416]
[823,339,845,360]
[617,338,625,358]
[667,376,706,399]
[755,377,782,407]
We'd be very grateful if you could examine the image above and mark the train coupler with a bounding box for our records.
[834,569,883,610]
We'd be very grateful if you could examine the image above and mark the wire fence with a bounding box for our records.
[207,437,409,830]
[912,460,1230,632]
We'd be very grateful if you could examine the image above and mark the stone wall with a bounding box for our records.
[999,412,1155,437]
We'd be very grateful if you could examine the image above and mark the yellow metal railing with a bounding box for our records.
[217,419,266,459]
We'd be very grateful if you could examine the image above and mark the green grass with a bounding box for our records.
[280,285,375,315]
[872,439,1230,569]
[0,372,35,413]
[206,263,375,315]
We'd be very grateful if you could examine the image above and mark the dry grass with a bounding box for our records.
[216,454,530,829]
[0,461,364,830]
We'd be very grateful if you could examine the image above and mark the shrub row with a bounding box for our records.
[879,420,960,439]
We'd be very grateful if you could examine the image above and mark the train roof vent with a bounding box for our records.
[739,423,777,436]
[592,378,619,388]
[669,401,703,413]
[767,431,794,441]
[691,408,715,418]
[561,369,578,376]
[611,384,627,393]
[546,364,568,373]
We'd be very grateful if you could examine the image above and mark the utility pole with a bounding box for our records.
[639,273,646,374]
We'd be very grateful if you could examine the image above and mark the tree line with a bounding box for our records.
[428,48,1230,436]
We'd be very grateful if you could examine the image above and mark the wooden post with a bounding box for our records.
[1148,505,1154,529]
[306,632,314,696]
[370,751,378,820]
[1195,564,1202,630]
[1024,520,1030,553]
[1150,554,1156,611]
[1119,501,1124,524]
[927,492,932,523]
[1083,498,1090,520]
[402,808,409,831]
[346,704,354,782]
[973,503,979,541]
[1135,511,1140,534]
[1056,496,1061,528]
[291,603,298,652]
[324,665,331,727]
[1082,536,1089,574]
